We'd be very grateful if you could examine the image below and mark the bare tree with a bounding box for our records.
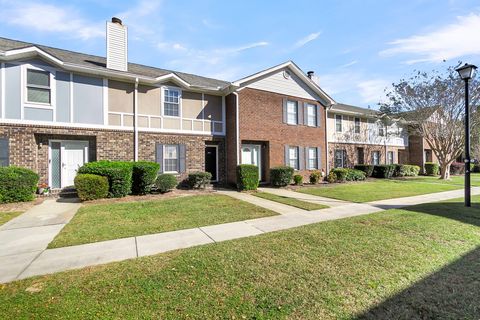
[380,65,480,179]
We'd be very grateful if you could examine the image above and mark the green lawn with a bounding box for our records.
[406,173,480,186]
[48,194,277,248]
[2,197,479,319]
[253,192,329,211]
[297,179,461,203]
[0,211,22,226]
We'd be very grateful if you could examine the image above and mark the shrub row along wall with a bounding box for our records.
[0,166,39,203]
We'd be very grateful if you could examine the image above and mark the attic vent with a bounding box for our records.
[106,17,128,72]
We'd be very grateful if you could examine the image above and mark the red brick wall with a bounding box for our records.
[328,142,408,168]
[227,88,327,183]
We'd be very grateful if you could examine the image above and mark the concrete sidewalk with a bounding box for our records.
[3,187,480,283]
[0,198,81,283]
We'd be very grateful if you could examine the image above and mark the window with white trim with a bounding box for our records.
[163,88,180,117]
[26,69,51,104]
[378,123,385,136]
[334,149,346,168]
[335,115,342,132]
[287,101,298,125]
[306,103,317,126]
[372,151,380,165]
[164,145,179,172]
[289,146,299,170]
[354,117,361,134]
[387,151,394,164]
[308,147,318,170]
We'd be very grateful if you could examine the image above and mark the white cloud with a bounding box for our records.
[0,1,103,40]
[294,32,321,49]
[339,60,358,68]
[357,79,390,104]
[115,0,163,36]
[380,13,480,63]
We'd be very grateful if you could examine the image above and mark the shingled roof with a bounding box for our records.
[330,103,381,116]
[0,37,230,89]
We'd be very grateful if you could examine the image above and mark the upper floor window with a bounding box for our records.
[289,146,299,170]
[26,69,51,104]
[354,117,361,134]
[378,123,385,136]
[306,103,317,126]
[164,144,179,172]
[287,101,298,125]
[164,88,180,117]
[335,115,342,132]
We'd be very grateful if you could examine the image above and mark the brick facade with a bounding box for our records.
[0,124,225,186]
[226,88,328,184]
[328,142,409,168]
[408,134,438,172]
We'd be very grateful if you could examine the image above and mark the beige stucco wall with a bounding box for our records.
[204,94,222,121]
[108,80,134,113]
[182,91,203,119]
[138,85,161,116]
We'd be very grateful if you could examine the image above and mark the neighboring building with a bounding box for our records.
[225,62,334,184]
[326,103,410,169]
[0,18,229,188]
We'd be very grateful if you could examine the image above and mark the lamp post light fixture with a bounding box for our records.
[456,63,478,207]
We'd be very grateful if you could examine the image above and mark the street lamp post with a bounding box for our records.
[456,63,478,207]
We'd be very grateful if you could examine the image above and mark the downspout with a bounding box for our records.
[325,104,333,174]
[233,92,240,165]
[134,77,139,161]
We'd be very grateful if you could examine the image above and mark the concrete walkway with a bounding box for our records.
[0,198,81,283]
[2,187,480,283]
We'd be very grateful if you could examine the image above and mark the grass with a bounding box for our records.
[406,173,480,186]
[48,194,277,248]
[1,197,479,319]
[252,191,329,211]
[297,178,461,203]
[0,211,22,226]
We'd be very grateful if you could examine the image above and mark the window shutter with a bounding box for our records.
[179,144,186,173]
[155,143,164,173]
[299,147,305,170]
[284,145,290,166]
[317,147,321,170]
[0,138,8,167]
[297,101,303,125]
[282,98,287,123]
[303,103,308,125]
[316,105,321,127]
[305,147,310,170]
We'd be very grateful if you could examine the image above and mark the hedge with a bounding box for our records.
[78,161,133,198]
[155,174,178,193]
[74,174,109,201]
[309,171,321,184]
[425,162,440,176]
[346,169,367,181]
[373,165,395,179]
[270,166,294,187]
[354,165,374,177]
[394,164,420,177]
[132,161,160,195]
[187,171,212,189]
[0,166,39,203]
[236,165,259,191]
[328,168,366,183]
[450,162,465,175]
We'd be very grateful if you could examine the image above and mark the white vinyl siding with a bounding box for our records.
[26,69,51,104]
[308,147,318,170]
[287,101,298,125]
[306,103,317,126]
[163,88,180,117]
[164,144,179,172]
[289,146,299,170]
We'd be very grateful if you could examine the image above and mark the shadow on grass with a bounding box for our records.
[356,200,480,319]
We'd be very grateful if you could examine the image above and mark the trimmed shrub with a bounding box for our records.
[425,162,440,176]
[293,174,303,185]
[309,171,321,184]
[330,168,348,182]
[326,171,336,183]
[132,161,160,195]
[236,165,259,191]
[74,174,109,201]
[394,164,420,177]
[155,174,178,193]
[354,165,374,177]
[473,164,480,173]
[78,161,133,198]
[450,162,465,175]
[373,165,395,179]
[345,169,367,181]
[269,166,294,187]
[187,171,212,189]
[0,166,39,203]
[328,168,366,183]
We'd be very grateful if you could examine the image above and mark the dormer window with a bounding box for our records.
[26,69,51,104]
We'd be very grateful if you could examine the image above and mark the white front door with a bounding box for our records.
[241,144,261,180]
[50,140,88,188]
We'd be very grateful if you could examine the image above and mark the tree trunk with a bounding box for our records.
[439,162,451,180]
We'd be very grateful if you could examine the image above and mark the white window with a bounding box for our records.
[26,69,51,104]
[164,88,180,117]
[287,101,298,125]
[289,146,299,169]
[387,151,394,165]
[334,149,345,168]
[308,147,318,170]
[354,117,361,134]
[378,123,385,136]
[306,104,317,126]
[372,151,380,165]
[164,145,179,172]
[335,115,342,132]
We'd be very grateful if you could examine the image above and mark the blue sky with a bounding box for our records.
[1,0,479,107]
